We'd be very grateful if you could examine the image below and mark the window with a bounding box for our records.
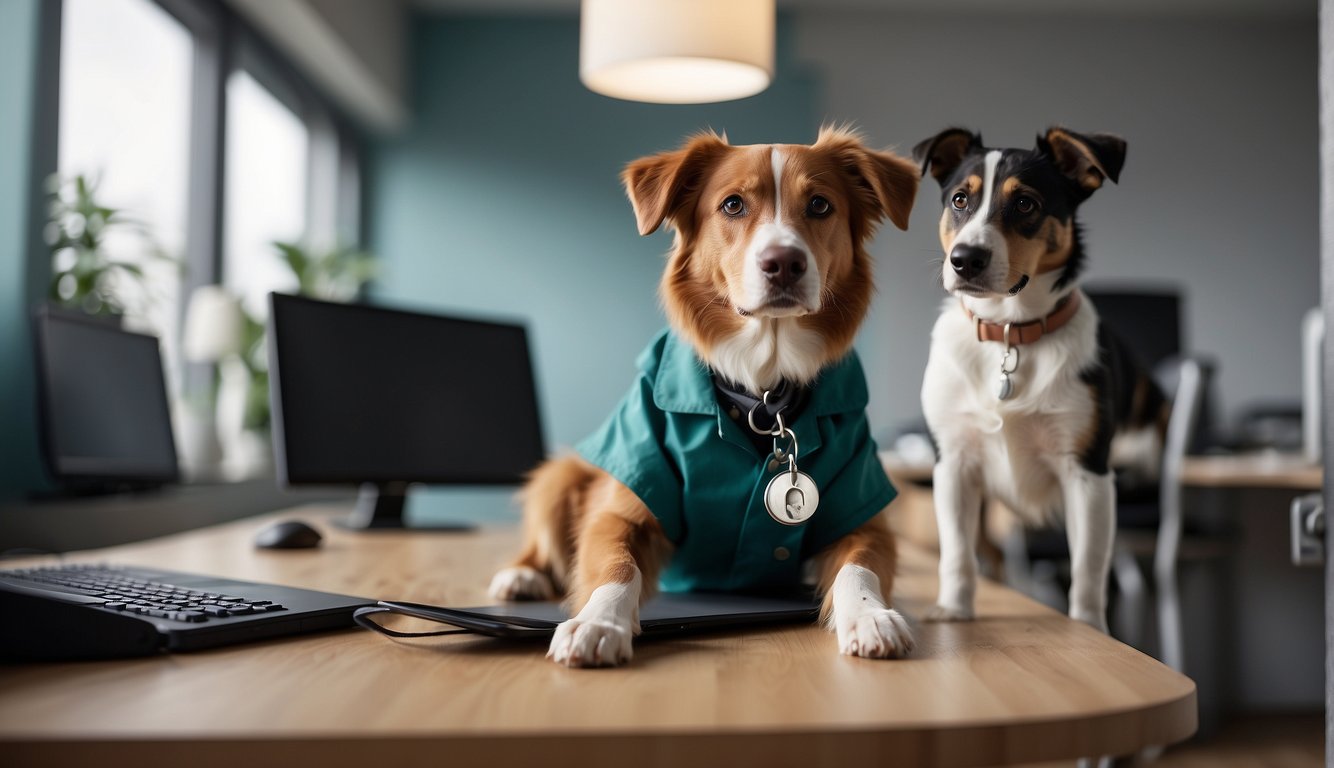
[223,69,310,319]
[58,0,193,376]
[52,0,364,481]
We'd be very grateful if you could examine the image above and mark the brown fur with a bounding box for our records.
[510,455,671,613]
[1046,128,1114,192]
[815,513,898,626]
[1009,216,1076,278]
[1072,382,1102,459]
[501,129,915,634]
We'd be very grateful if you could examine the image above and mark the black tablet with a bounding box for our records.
[357,591,820,640]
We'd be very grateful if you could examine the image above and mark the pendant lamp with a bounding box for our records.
[580,0,775,104]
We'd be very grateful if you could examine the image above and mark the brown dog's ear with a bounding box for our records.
[817,126,919,232]
[1040,127,1126,193]
[621,132,730,236]
[911,128,983,186]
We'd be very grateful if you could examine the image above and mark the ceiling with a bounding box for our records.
[412,0,1314,18]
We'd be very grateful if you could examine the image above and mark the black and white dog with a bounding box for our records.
[912,127,1166,632]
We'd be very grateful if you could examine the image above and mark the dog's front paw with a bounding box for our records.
[838,608,914,659]
[1069,608,1109,634]
[488,566,555,601]
[924,603,975,622]
[547,618,633,667]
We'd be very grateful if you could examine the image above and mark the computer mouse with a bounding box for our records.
[254,519,323,550]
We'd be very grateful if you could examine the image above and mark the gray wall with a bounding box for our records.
[793,11,1319,437]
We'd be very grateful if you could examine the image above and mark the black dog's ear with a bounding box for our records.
[1039,127,1126,193]
[911,128,983,186]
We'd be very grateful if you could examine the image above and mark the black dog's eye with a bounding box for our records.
[807,195,832,218]
[1014,196,1039,214]
[951,191,969,210]
[721,195,745,216]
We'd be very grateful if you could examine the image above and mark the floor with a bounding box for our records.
[1019,713,1323,768]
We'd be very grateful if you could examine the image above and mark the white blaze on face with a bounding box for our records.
[945,149,1010,292]
[741,147,819,315]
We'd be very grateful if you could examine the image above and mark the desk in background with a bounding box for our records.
[878,449,1325,552]
[0,506,1195,767]
[883,449,1324,491]
[1179,451,1324,714]
[1181,451,1321,491]
[879,448,1325,720]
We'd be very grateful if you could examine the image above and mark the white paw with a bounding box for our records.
[1069,608,1109,634]
[547,618,633,667]
[488,566,554,601]
[924,603,974,622]
[838,608,914,659]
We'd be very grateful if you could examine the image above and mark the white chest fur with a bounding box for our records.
[708,317,825,394]
[921,287,1101,525]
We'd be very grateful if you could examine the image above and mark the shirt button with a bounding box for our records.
[773,546,790,561]
[728,406,740,420]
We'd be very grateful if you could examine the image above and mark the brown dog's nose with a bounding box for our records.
[758,246,807,289]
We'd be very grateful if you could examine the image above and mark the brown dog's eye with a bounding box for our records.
[951,191,968,210]
[721,195,745,216]
[1014,196,1038,214]
[806,196,832,218]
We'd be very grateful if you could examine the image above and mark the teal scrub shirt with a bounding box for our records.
[576,329,897,593]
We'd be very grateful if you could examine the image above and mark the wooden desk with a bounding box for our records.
[0,506,1196,768]
[1181,452,1322,491]
[884,448,1326,492]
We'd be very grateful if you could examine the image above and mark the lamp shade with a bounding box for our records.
[183,285,244,363]
[580,0,775,104]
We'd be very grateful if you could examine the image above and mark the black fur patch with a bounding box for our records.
[1077,323,1167,475]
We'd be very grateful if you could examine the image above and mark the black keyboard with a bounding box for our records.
[0,563,372,660]
[0,564,290,623]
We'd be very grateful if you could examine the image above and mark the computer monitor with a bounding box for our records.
[267,293,546,530]
[1084,287,1182,370]
[32,305,179,491]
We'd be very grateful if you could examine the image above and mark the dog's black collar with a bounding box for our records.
[713,376,808,454]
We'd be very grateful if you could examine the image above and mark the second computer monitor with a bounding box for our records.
[268,293,546,529]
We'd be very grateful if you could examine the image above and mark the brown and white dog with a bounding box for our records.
[914,127,1165,632]
[489,127,920,667]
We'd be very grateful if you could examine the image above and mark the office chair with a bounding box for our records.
[1109,355,1217,671]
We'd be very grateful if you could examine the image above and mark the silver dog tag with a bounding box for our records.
[765,470,820,526]
[997,344,1019,401]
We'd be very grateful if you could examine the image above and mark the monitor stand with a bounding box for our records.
[338,482,476,532]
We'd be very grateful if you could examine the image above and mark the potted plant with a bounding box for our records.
[45,174,168,319]
[184,241,378,478]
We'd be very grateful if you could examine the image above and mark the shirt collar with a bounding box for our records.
[648,329,869,417]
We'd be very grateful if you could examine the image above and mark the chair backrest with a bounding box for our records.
[1154,355,1214,672]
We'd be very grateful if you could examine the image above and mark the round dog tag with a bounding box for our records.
[765,470,820,526]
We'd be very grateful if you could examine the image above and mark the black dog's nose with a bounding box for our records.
[949,244,991,281]
[758,246,807,289]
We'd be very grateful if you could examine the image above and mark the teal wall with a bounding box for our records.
[369,16,820,519]
[0,0,55,502]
